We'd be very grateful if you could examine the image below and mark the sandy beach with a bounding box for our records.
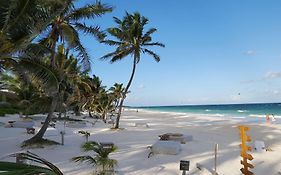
[1,110,281,175]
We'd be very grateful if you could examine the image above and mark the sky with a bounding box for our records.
[76,0,281,106]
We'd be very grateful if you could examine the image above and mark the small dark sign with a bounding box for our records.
[180,160,190,171]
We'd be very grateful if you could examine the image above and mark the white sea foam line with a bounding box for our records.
[249,114,281,118]
[237,110,248,113]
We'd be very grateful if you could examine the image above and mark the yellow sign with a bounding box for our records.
[238,125,254,175]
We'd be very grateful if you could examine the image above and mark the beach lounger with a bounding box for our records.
[254,140,265,152]
[159,133,193,144]
[148,141,181,158]
[7,121,34,128]
[100,142,115,149]
[134,122,149,128]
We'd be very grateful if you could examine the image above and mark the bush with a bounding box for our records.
[0,106,20,116]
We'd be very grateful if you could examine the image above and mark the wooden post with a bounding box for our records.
[214,143,218,173]
[60,131,65,145]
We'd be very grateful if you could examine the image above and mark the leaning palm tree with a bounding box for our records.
[40,0,112,71]
[72,141,117,175]
[101,12,165,128]
[20,45,82,144]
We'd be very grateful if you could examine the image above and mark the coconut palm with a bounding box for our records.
[94,89,115,122]
[109,83,124,111]
[72,141,117,175]
[0,73,46,117]
[19,45,82,144]
[40,0,112,71]
[101,12,165,128]
[0,0,69,55]
[78,130,90,142]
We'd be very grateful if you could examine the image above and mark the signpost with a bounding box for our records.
[180,160,190,175]
[238,125,254,175]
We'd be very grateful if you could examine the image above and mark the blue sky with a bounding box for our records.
[77,0,281,106]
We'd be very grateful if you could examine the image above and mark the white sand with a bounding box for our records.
[1,110,281,175]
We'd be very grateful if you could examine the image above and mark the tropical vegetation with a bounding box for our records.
[0,151,63,175]
[72,141,117,175]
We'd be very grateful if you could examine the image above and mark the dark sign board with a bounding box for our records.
[180,160,190,171]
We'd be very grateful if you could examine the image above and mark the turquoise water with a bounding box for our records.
[134,103,281,119]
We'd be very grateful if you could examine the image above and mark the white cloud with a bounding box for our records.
[137,84,145,89]
[273,90,280,95]
[244,50,256,56]
[264,71,281,79]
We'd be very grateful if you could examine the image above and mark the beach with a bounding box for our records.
[1,110,281,175]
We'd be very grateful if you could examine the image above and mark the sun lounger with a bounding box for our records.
[66,121,87,128]
[148,141,181,158]
[134,122,149,128]
[159,133,193,144]
[7,121,34,128]
[254,140,265,152]
[100,142,115,149]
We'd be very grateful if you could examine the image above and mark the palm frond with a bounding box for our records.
[71,155,96,166]
[0,151,63,175]
[143,28,157,38]
[66,2,112,21]
[143,42,165,47]
[144,49,160,62]
[81,141,100,152]
[18,58,60,94]
[74,22,105,41]
[101,39,123,46]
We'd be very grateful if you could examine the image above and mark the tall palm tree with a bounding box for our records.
[101,12,165,128]
[40,1,112,71]
[72,141,117,175]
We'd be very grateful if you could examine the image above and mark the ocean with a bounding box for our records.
[133,103,281,122]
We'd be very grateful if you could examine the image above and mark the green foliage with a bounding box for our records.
[0,151,63,175]
[78,130,90,136]
[72,141,117,174]
[0,0,69,55]
[0,106,20,116]
[39,1,113,71]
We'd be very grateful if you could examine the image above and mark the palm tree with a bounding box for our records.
[0,0,69,55]
[20,45,82,144]
[101,12,165,128]
[78,130,90,142]
[109,83,124,111]
[0,0,70,73]
[0,73,45,117]
[94,89,115,122]
[40,1,112,71]
[0,151,63,175]
[72,141,117,175]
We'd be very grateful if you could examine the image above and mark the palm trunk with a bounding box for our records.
[88,111,93,118]
[24,95,58,143]
[50,35,58,67]
[114,55,137,128]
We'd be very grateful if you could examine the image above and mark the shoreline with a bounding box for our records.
[126,108,281,124]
